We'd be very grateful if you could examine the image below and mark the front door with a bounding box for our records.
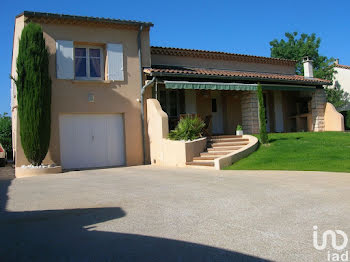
[211,92,224,134]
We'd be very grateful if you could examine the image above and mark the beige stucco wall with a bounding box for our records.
[147,99,207,167]
[160,138,207,167]
[147,98,169,164]
[11,16,151,167]
[324,102,345,131]
[332,67,350,94]
[151,54,295,75]
[11,16,25,161]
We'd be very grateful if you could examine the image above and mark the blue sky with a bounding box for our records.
[1,0,349,115]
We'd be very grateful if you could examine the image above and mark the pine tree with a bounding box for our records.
[257,84,268,144]
[16,23,51,165]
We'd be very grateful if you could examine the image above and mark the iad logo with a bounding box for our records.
[313,225,348,261]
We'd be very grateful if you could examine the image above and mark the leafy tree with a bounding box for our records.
[257,84,268,144]
[168,116,205,141]
[324,81,350,111]
[15,23,51,165]
[0,113,12,158]
[270,32,335,80]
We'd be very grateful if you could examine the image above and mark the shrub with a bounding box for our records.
[257,84,268,144]
[168,116,205,141]
[236,124,243,131]
[0,113,12,158]
[15,23,51,165]
[346,111,350,130]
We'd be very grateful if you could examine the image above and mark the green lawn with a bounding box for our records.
[225,132,350,172]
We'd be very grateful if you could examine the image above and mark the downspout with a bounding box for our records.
[138,24,155,164]
[140,77,155,164]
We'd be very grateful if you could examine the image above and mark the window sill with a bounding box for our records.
[71,80,112,84]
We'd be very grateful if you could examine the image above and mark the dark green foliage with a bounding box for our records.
[0,113,12,158]
[324,81,350,111]
[257,84,268,144]
[168,116,205,141]
[346,111,350,130]
[15,23,51,165]
[270,32,335,80]
[236,124,242,131]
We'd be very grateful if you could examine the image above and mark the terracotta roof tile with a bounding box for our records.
[144,66,331,85]
[151,46,297,66]
[335,64,350,70]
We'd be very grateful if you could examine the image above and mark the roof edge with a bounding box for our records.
[151,46,297,65]
[144,68,331,86]
[17,11,154,27]
[334,64,350,70]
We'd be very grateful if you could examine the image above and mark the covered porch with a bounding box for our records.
[150,80,322,135]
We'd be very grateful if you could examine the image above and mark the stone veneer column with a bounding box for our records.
[311,89,327,132]
[241,91,259,134]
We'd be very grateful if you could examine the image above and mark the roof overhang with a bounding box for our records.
[145,69,329,87]
[18,11,154,29]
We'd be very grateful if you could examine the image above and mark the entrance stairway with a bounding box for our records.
[186,135,250,168]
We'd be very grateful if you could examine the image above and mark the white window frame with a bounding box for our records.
[74,45,104,80]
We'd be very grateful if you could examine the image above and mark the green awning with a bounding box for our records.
[164,81,258,91]
[164,81,317,92]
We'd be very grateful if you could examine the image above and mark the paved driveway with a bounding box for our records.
[0,166,349,261]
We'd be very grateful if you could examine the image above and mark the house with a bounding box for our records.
[11,11,341,173]
[331,59,350,111]
[145,49,331,135]
[333,59,350,94]
[11,11,153,171]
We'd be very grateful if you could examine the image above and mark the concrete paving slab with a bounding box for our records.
[0,166,349,261]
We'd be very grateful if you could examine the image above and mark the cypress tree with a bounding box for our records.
[346,111,350,130]
[16,23,51,165]
[257,84,268,144]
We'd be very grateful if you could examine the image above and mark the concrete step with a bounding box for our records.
[193,156,217,160]
[210,135,242,139]
[186,161,214,167]
[211,142,249,147]
[207,146,241,152]
[200,152,229,156]
[208,138,249,143]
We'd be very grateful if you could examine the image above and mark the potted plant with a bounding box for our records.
[236,124,243,136]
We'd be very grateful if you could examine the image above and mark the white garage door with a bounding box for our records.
[59,114,125,170]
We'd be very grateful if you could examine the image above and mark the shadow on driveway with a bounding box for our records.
[0,174,270,261]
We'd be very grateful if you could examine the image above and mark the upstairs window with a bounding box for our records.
[56,41,123,81]
[74,46,104,80]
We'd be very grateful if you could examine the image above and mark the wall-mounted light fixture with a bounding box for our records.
[88,93,95,103]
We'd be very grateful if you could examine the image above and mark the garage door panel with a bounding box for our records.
[59,114,125,170]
